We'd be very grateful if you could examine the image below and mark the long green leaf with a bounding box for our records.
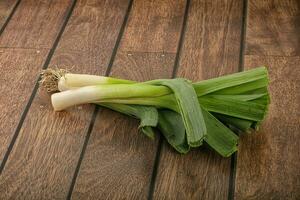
[208,93,267,101]
[198,96,266,121]
[99,94,267,122]
[211,78,268,95]
[158,109,238,156]
[250,94,270,105]
[158,110,190,153]
[193,66,268,96]
[202,109,238,157]
[147,78,206,147]
[242,87,268,95]
[213,113,253,132]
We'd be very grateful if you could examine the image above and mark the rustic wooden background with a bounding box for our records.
[0,0,299,199]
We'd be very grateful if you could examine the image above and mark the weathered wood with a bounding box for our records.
[0,0,72,48]
[71,0,186,199]
[235,1,300,199]
[120,0,185,53]
[0,0,73,165]
[153,0,244,199]
[0,0,130,199]
[246,0,300,56]
[0,0,18,29]
[0,49,48,165]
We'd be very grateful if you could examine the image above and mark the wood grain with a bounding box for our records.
[0,0,20,165]
[235,56,300,200]
[120,0,185,53]
[0,0,72,48]
[0,0,18,29]
[246,0,300,56]
[153,0,244,199]
[71,0,186,199]
[0,0,73,165]
[0,0,130,199]
[0,49,48,165]
[235,1,300,198]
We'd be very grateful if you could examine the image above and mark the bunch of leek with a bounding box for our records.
[40,67,270,157]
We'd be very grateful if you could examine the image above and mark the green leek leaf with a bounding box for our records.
[199,96,266,121]
[194,66,268,96]
[213,113,253,132]
[158,110,189,153]
[211,78,268,95]
[147,78,206,147]
[202,109,238,157]
[208,93,267,101]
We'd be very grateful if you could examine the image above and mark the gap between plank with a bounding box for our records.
[147,0,191,199]
[237,0,248,73]
[0,0,78,174]
[228,0,248,200]
[66,107,99,200]
[0,0,21,36]
[66,1,134,199]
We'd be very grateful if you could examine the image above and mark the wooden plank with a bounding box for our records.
[0,0,18,29]
[0,0,73,165]
[246,0,300,56]
[71,0,186,199]
[0,0,21,164]
[235,56,300,200]
[235,1,300,199]
[0,0,130,199]
[0,0,72,48]
[153,0,244,199]
[0,49,48,164]
[120,0,184,53]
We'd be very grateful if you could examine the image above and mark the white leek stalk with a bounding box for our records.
[51,84,171,111]
[39,68,134,92]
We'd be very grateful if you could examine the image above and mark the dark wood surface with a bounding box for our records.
[0,0,72,165]
[0,0,299,199]
[0,0,18,29]
[235,0,300,199]
[245,0,300,56]
[0,0,130,199]
[0,0,73,48]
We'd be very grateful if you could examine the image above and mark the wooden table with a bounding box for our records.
[0,0,299,199]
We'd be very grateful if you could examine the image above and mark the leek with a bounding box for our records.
[39,67,270,157]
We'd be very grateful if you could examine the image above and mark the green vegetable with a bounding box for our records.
[158,110,190,154]
[40,66,270,157]
[202,109,238,157]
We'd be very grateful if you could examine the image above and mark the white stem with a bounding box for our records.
[64,74,111,87]
[52,86,102,111]
[51,84,171,111]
